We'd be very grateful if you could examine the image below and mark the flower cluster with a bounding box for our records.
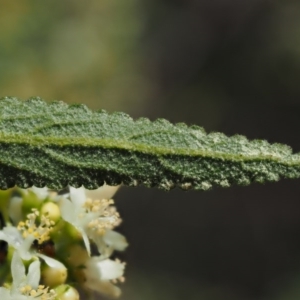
[0,185,127,299]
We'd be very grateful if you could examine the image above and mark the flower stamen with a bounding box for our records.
[19,284,56,300]
[17,209,54,244]
[85,199,121,236]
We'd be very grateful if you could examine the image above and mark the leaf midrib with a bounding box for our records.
[0,133,297,165]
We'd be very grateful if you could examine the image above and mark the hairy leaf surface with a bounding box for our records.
[0,96,299,190]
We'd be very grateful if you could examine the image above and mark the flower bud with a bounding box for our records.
[54,285,80,300]
[40,202,61,223]
[42,264,68,287]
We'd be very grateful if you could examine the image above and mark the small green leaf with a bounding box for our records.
[0,96,299,190]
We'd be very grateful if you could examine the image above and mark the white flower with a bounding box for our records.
[67,244,126,298]
[0,252,56,300]
[0,226,35,261]
[0,210,65,269]
[83,256,125,298]
[59,185,128,256]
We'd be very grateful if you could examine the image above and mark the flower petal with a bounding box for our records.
[85,184,120,200]
[69,187,86,207]
[84,279,121,298]
[86,257,124,281]
[59,198,78,224]
[37,253,66,269]
[97,259,125,280]
[19,235,35,261]
[84,256,123,298]
[27,260,41,288]
[8,196,23,225]
[31,186,49,200]
[0,287,11,299]
[0,231,12,246]
[80,229,91,256]
[103,230,128,251]
[1,227,22,248]
[11,252,25,289]
[13,296,28,300]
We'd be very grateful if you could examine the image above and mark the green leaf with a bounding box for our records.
[0,96,299,190]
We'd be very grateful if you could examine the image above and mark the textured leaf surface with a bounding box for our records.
[0,96,299,190]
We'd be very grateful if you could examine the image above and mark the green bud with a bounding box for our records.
[40,202,61,223]
[54,285,80,300]
[42,264,68,287]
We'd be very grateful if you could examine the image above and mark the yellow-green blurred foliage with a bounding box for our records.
[0,1,148,114]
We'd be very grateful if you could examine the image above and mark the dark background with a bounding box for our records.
[1,1,300,299]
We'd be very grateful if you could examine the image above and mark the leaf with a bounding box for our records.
[0,96,299,190]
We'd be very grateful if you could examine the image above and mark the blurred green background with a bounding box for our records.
[2,1,300,299]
